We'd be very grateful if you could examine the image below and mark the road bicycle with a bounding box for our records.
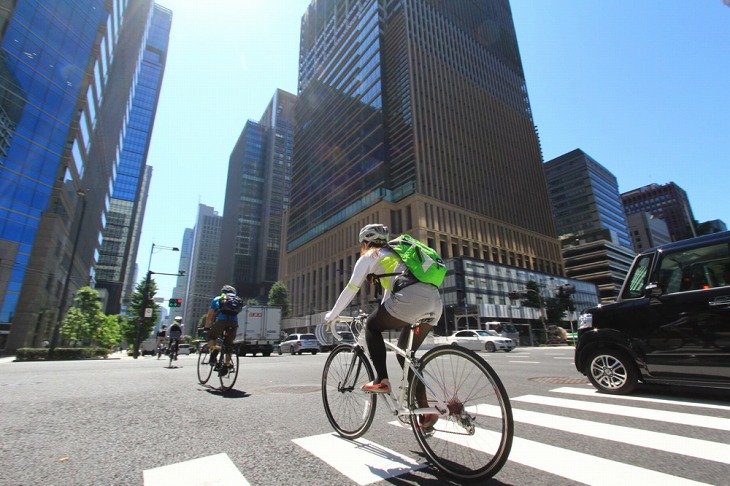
[168,339,179,367]
[197,327,239,391]
[321,313,513,482]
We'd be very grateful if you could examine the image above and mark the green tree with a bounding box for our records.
[127,277,160,354]
[268,281,290,316]
[60,286,118,347]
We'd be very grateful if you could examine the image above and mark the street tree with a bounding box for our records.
[60,286,119,347]
[126,277,160,356]
[268,281,290,316]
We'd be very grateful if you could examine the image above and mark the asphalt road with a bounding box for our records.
[1,346,728,485]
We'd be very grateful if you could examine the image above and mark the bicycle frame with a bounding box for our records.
[379,324,451,420]
[340,317,450,421]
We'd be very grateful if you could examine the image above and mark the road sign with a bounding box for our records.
[153,297,164,303]
[144,308,152,317]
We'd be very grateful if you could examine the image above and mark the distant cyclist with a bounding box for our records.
[167,316,184,360]
[324,224,442,428]
[203,285,241,376]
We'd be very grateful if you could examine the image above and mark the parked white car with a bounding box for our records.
[446,329,516,352]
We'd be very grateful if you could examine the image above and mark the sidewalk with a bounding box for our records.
[0,356,16,363]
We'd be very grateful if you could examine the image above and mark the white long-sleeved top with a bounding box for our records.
[325,247,405,322]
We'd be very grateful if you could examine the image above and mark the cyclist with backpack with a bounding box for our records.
[203,285,243,376]
[324,224,443,423]
[167,316,183,360]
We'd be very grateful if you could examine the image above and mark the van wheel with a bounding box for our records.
[586,348,638,394]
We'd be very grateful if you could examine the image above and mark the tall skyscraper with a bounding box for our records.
[544,149,635,302]
[1,1,157,353]
[621,182,696,242]
[170,228,193,322]
[184,205,221,326]
[283,0,560,317]
[96,5,172,315]
[544,149,632,249]
[217,89,296,300]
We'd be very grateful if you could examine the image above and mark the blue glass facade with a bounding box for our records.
[544,149,633,250]
[289,0,385,250]
[0,1,108,324]
[96,5,171,313]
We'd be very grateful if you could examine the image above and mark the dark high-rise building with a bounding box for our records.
[621,182,696,242]
[544,149,635,302]
[96,5,172,315]
[283,0,560,317]
[544,149,632,249]
[1,1,157,353]
[217,89,296,300]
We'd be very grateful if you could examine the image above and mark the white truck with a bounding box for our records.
[139,337,157,356]
[233,306,281,356]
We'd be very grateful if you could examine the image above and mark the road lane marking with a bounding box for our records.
[143,453,249,485]
[512,395,730,431]
[508,361,540,364]
[388,420,710,486]
[469,404,730,464]
[293,433,425,485]
[550,386,730,411]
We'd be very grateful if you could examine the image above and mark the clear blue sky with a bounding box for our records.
[143,0,730,303]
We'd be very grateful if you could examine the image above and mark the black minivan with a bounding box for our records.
[575,231,730,394]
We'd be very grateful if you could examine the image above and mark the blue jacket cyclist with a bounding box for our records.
[204,285,240,375]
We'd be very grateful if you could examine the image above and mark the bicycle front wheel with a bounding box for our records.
[409,345,513,482]
[197,348,213,384]
[218,349,239,391]
[322,345,377,439]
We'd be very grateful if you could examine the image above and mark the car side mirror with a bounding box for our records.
[645,282,663,298]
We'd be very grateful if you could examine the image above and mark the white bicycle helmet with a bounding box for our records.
[359,224,389,244]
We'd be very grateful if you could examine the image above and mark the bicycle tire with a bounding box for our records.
[218,348,239,391]
[409,344,513,482]
[322,345,377,439]
[197,348,213,384]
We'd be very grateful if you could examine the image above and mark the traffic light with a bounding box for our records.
[168,298,182,307]
[507,290,521,300]
[558,284,576,297]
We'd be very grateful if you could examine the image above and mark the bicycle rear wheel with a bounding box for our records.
[218,348,239,391]
[409,345,513,482]
[322,345,377,439]
[197,348,213,384]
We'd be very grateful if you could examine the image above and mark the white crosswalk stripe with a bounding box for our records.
[292,386,729,485]
[513,394,730,431]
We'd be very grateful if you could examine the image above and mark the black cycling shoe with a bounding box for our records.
[218,364,228,376]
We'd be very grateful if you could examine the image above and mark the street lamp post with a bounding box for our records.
[133,243,179,359]
[48,190,87,359]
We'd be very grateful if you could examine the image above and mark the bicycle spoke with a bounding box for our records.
[219,350,239,391]
[322,345,376,439]
[409,345,513,481]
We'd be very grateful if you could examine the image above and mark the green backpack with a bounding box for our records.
[388,234,447,287]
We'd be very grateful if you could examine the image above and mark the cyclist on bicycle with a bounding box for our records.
[203,285,240,376]
[324,224,442,427]
[167,316,183,360]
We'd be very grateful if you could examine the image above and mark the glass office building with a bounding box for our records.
[283,0,560,317]
[217,89,296,301]
[1,1,156,352]
[96,5,172,315]
[544,149,633,250]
